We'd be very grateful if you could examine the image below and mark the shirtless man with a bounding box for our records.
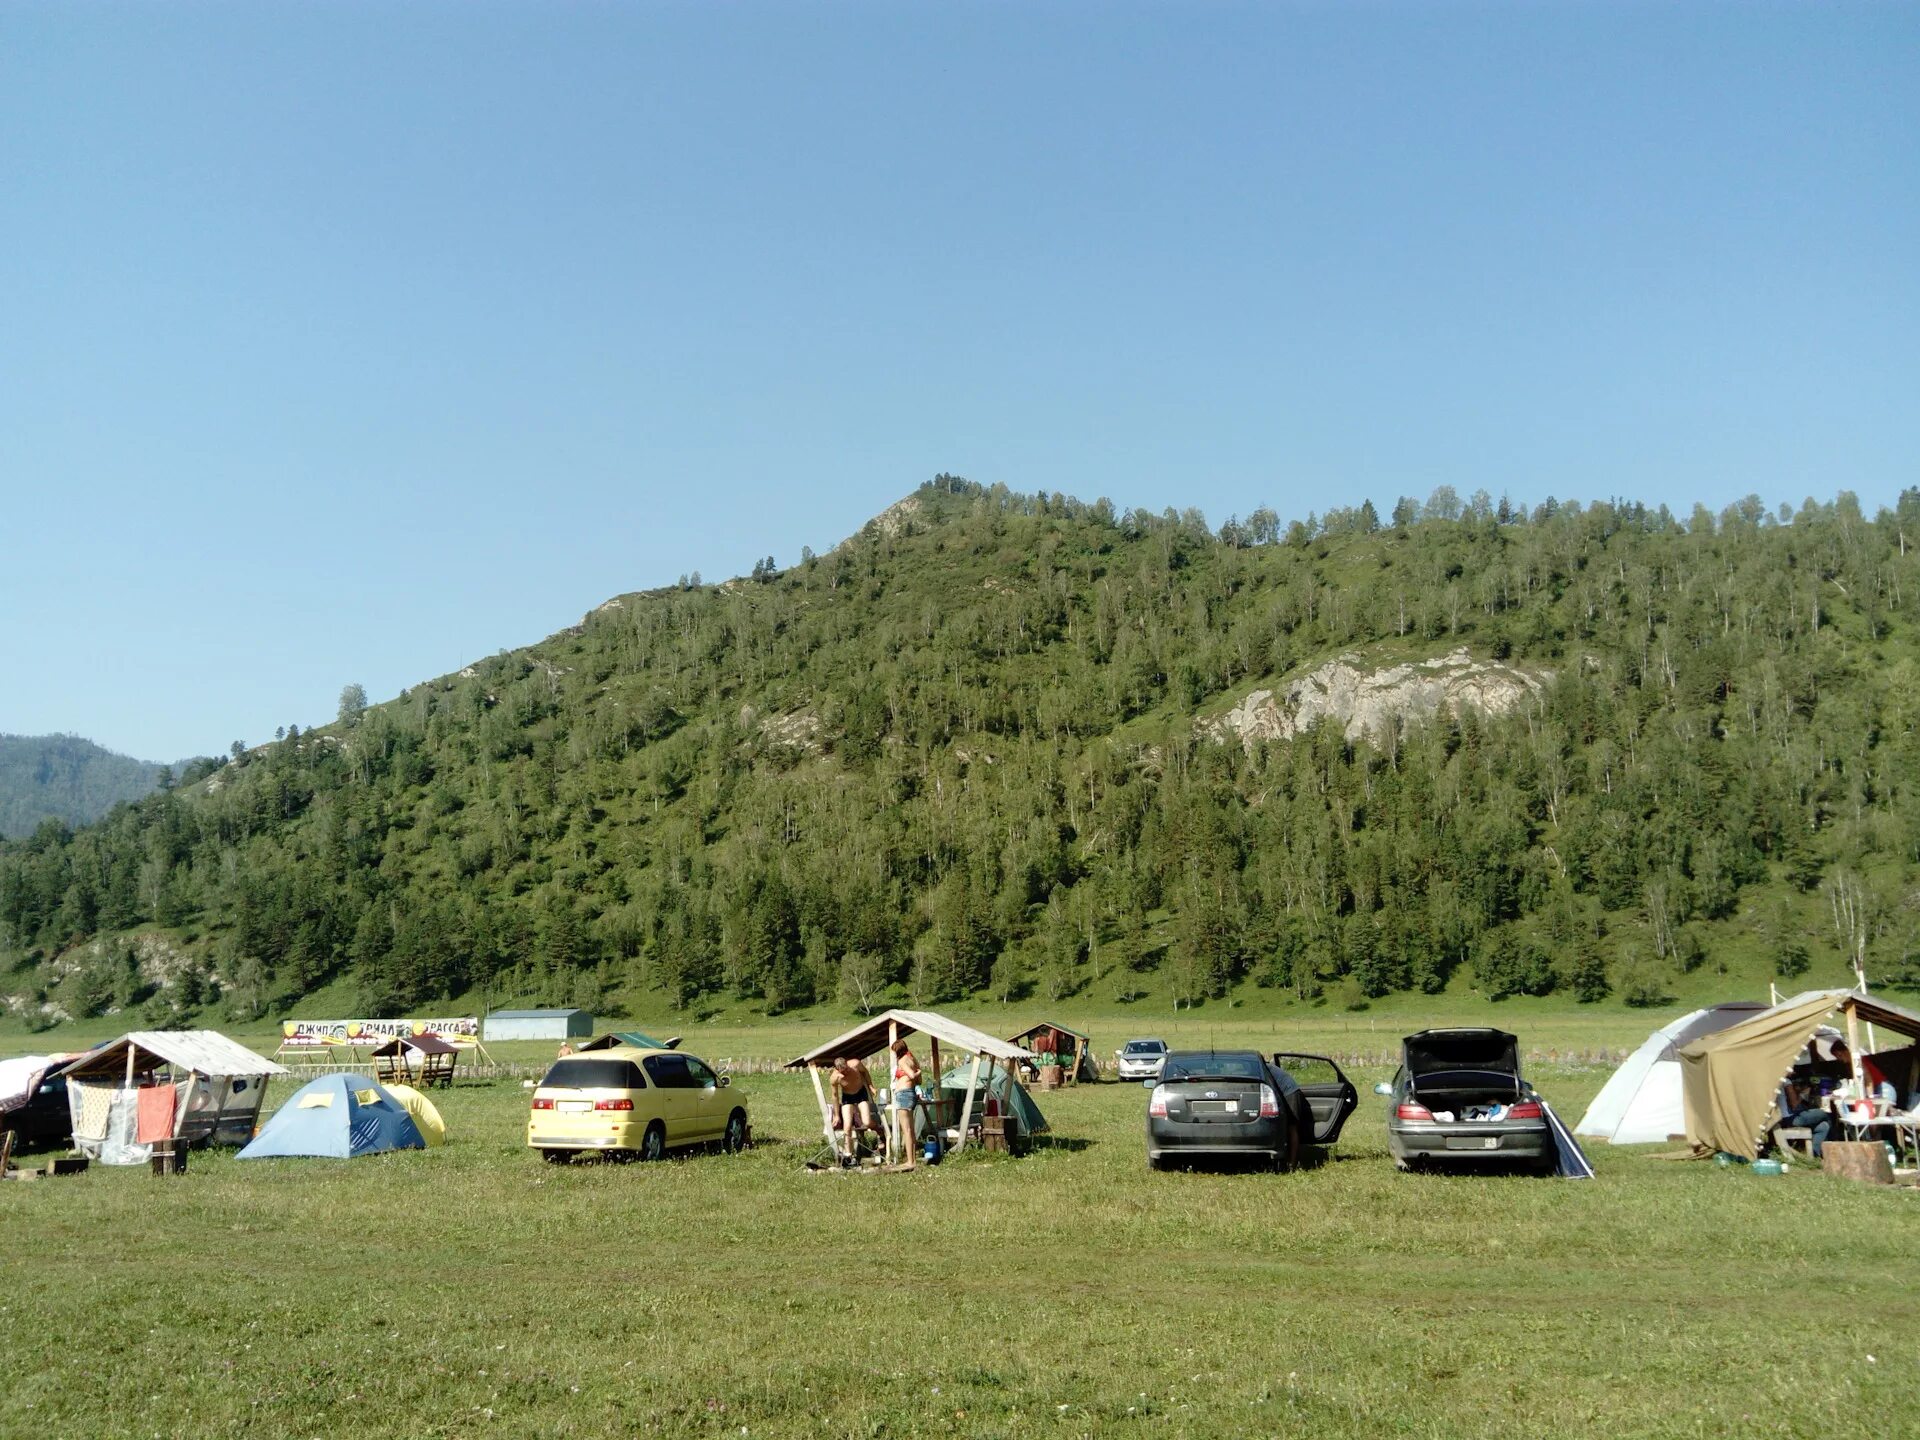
[830,1057,880,1159]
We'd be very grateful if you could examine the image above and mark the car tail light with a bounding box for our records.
[1259,1085,1280,1119]
[1148,1086,1169,1118]
[1508,1101,1543,1120]
[594,1098,635,1112]
[1396,1101,1433,1121]
[531,1097,555,1110]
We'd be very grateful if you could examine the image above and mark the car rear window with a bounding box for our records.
[540,1059,643,1090]
[1163,1054,1264,1082]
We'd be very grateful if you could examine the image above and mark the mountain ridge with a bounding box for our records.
[4,478,1919,1034]
[0,733,185,841]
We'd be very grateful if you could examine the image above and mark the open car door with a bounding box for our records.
[1272,1053,1359,1146]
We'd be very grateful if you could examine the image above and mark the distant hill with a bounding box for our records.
[3,479,1919,1033]
[0,734,183,840]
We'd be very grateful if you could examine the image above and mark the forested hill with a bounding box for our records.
[0,735,171,841]
[5,480,1920,1031]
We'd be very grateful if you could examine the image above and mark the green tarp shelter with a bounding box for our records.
[576,1031,680,1052]
[938,1062,1049,1137]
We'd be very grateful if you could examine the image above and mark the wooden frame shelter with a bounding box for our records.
[273,1033,365,1066]
[371,1034,460,1089]
[1008,1021,1098,1084]
[786,1009,1034,1164]
[52,1031,286,1157]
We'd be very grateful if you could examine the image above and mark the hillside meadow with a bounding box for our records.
[5,1024,1917,1439]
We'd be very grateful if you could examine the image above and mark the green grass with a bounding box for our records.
[5,1052,1917,1438]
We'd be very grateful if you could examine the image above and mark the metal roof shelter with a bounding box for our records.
[56,1030,285,1081]
[786,1009,1034,1163]
[484,1008,593,1041]
[53,1031,286,1158]
[1679,989,1920,1159]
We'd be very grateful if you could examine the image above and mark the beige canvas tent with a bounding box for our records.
[1678,989,1920,1159]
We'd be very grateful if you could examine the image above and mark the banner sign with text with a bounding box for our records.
[280,1018,479,1047]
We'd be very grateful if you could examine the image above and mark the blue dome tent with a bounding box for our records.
[237,1074,426,1160]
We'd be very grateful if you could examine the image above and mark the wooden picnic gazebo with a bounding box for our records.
[371,1033,460,1089]
[786,1009,1035,1164]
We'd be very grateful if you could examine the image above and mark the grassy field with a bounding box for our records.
[4,1042,1918,1439]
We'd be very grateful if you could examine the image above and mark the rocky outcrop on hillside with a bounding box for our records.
[1207,648,1550,750]
[736,705,825,755]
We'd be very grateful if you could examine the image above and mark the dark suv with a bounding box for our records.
[3,1070,72,1153]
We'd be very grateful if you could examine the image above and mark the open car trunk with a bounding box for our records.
[1404,1030,1524,1119]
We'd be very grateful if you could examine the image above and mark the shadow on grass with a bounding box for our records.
[1034,1135,1095,1153]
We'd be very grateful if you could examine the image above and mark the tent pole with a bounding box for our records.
[171,1071,200,1147]
[928,1036,942,1154]
[1855,971,1879,1055]
[807,1065,837,1159]
[953,1052,983,1157]
[886,1019,900,1166]
[1845,999,1865,1098]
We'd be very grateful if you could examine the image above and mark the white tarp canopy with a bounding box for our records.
[0,1054,58,1116]
[53,1030,287,1081]
[1576,1002,1768,1144]
[52,1030,286,1164]
[785,1009,1033,1068]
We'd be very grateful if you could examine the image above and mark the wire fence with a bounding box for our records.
[281,1046,1627,1086]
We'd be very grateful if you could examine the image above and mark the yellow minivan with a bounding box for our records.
[526,1046,747,1163]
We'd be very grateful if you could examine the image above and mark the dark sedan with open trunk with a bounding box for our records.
[1146,1049,1356,1170]
[1379,1028,1552,1173]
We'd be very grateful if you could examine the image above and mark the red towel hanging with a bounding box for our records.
[135,1083,178,1144]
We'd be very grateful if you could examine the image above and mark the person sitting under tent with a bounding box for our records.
[1779,1075,1839,1157]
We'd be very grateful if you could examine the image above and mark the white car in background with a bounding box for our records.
[1116,1038,1170,1082]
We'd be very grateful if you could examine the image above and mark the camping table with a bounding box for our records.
[1844,1111,1919,1165]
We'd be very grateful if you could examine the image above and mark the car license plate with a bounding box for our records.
[558,1100,592,1113]
[1445,1135,1499,1150]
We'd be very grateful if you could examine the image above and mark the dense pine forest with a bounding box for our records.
[4,479,1919,1029]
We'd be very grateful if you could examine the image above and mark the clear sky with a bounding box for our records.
[2,3,1914,763]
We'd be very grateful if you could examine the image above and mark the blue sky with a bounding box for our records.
[2,2,1914,762]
